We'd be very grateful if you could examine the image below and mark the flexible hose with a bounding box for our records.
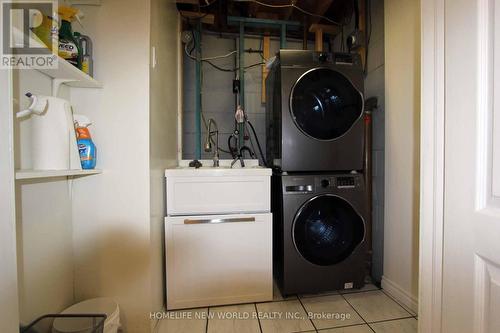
[228,134,237,158]
[247,120,268,167]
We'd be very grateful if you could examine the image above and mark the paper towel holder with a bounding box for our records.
[16,93,48,118]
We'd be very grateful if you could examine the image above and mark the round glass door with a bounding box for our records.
[290,68,363,140]
[293,195,364,266]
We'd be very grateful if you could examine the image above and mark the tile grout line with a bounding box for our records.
[340,293,376,333]
[338,287,382,296]
[380,289,416,317]
[254,303,263,333]
[205,307,210,333]
[297,295,318,332]
[257,295,299,305]
[299,291,340,299]
[299,286,381,300]
[366,315,416,325]
[315,323,370,332]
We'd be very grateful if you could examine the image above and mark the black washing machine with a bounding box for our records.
[272,173,370,296]
[266,50,365,172]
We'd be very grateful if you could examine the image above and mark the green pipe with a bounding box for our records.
[195,21,202,159]
[238,22,245,150]
[281,24,287,49]
[227,16,300,29]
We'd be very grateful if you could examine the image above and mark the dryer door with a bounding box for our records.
[293,194,365,266]
[290,68,363,141]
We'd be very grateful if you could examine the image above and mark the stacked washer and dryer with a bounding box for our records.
[266,50,370,296]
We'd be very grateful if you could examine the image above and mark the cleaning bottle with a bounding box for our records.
[74,32,93,76]
[31,9,58,52]
[58,6,81,68]
[74,115,97,169]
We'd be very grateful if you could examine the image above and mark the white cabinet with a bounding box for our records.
[165,213,273,309]
[164,165,273,310]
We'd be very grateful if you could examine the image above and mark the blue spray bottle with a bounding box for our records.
[74,114,97,169]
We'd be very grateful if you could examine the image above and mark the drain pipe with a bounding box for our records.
[238,22,245,150]
[364,96,378,279]
[194,21,203,160]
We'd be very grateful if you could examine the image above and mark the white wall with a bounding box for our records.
[182,35,313,160]
[13,70,75,324]
[149,0,179,318]
[0,69,20,333]
[383,0,421,312]
[71,0,153,331]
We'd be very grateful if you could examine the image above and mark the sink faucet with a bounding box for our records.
[204,118,219,167]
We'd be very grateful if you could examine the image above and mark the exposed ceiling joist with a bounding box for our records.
[309,23,339,35]
[179,11,216,24]
[309,0,335,24]
[176,0,353,41]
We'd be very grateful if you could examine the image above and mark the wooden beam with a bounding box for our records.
[309,23,339,52]
[315,28,323,52]
[179,11,215,25]
[309,23,339,35]
[261,36,271,103]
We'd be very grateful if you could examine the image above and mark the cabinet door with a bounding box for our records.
[165,213,273,309]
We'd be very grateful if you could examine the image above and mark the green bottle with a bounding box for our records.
[58,19,81,68]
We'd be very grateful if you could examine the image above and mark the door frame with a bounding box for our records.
[0,68,20,332]
[419,0,445,332]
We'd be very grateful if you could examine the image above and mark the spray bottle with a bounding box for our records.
[58,6,81,68]
[74,115,97,169]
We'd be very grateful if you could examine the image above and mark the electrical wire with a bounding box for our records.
[200,0,218,7]
[233,0,342,26]
[185,34,265,72]
[292,4,341,26]
[234,0,290,8]
[353,0,360,29]
[363,0,372,75]
[185,44,237,61]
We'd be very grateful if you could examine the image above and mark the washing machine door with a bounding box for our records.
[290,68,363,141]
[293,195,365,266]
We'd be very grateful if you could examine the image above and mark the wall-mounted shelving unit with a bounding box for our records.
[12,27,103,95]
[15,169,102,180]
[11,28,103,180]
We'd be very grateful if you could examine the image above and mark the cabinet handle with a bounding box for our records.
[184,217,256,224]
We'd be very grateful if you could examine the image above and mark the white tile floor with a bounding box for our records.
[158,283,417,333]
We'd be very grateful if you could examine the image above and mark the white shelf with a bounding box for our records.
[13,28,102,89]
[15,169,102,180]
[36,59,102,89]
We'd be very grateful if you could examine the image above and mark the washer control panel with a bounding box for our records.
[283,174,363,194]
[315,175,362,190]
[336,176,356,188]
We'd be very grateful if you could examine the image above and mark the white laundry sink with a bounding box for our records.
[165,159,271,177]
[165,160,271,215]
[164,159,273,308]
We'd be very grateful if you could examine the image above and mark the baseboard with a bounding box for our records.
[381,276,418,315]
